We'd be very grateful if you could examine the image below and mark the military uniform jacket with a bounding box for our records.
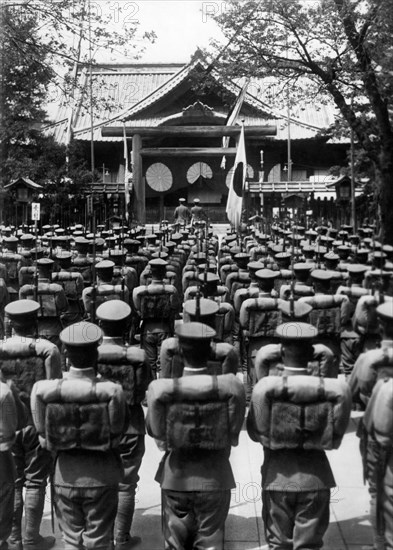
[146,370,245,492]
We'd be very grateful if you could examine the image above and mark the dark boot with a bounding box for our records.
[114,492,141,549]
[23,487,55,550]
[8,486,23,550]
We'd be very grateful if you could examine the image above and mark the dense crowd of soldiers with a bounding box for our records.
[0,211,392,550]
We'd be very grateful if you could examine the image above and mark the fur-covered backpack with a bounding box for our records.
[31,378,127,452]
[97,345,148,405]
[248,375,351,450]
[0,343,46,411]
[147,374,245,451]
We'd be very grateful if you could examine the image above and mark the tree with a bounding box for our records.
[209,0,393,242]
[0,1,154,222]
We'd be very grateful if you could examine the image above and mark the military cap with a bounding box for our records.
[5,299,40,324]
[4,236,19,250]
[73,237,90,253]
[37,257,54,267]
[302,244,315,256]
[95,259,115,271]
[96,300,131,322]
[376,301,393,323]
[19,233,35,244]
[355,248,370,262]
[75,224,84,231]
[56,251,72,265]
[275,252,291,261]
[171,232,183,243]
[382,244,393,259]
[324,251,339,262]
[109,249,127,262]
[149,258,168,269]
[311,269,334,281]
[179,197,186,203]
[145,233,157,241]
[165,240,176,252]
[193,198,200,204]
[328,228,338,238]
[338,230,349,240]
[55,228,65,235]
[60,321,102,348]
[278,301,313,321]
[184,297,219,321]
[305,229,318,239]
[247,261,265,277]
[234,252,250,268]
[293,263,312,275]
[347,264,368,276]
[42,224,51,232]
[255,268,280,281]
[276,322,318,341]
[175,321,216,349]
[341,224,353,234]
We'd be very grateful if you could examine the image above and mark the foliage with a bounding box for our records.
[209,0,393,240]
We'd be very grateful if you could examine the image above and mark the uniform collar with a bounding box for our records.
[183,366,208,376]
[68,366,96,378]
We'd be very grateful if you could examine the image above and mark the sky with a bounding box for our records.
[94,0,225,63]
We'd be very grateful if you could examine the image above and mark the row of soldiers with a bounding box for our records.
[0,217,392,550]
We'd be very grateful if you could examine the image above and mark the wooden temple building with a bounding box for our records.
[47,51,356,225]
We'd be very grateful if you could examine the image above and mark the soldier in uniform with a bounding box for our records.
[2,300,61,550]
[247,322,351,550]
[349,300,393,550]
[173,198,191,227]
[133,258,180,380]
[147,322,246,550]
[190,198,207,224]
[31,322,128,550]
[96,300,149,549]
[19,257,68,348]
[0,379,28,550]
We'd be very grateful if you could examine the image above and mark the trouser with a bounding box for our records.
[162,489,231,550]
[54,485,118,550]
[142,329,171,380]
[0,481,14,544]
[114,434,145,543]
[383,454,393,550]
[262,489,330,550]
[10,426,53,543]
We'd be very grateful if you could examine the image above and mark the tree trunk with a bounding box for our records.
[377,145,393,245]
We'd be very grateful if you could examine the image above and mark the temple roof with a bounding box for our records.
[45,51,340,145]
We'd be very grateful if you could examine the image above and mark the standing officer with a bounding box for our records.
[96,300,149,550]
[247,322,351,550]
[173,197,191,227]
[190,198,207,225]
[147,322,246,550]
[1,300,61,550]
[31,322,128,550]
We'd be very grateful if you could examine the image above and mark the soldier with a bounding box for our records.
[19,257,68,348]
[2,300,61,550]
[52,251,85,326]
[133,258,180,380]
[349,301,393,550]
[82,259,130,321]
[173,197,191,227]
[247,322,352,550]
[96,300,149,550]
[147,322,246,550]
[190,198,207,224]
[0,380,28,550]
[363,376,393,550]
[31,322,128,550]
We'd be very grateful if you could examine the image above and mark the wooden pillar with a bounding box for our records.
[132,134,145,223]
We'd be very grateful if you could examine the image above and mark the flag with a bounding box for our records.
[221,78,250,169]
[123,122,130,220]
[226,124,247,230]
